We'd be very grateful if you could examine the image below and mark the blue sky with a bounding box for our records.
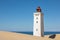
[0,0,60,32]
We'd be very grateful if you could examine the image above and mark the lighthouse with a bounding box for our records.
[33,6,44,37]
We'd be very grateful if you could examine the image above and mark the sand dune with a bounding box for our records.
[0,31,60,40]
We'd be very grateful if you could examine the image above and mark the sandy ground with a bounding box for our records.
[0,31,60,40]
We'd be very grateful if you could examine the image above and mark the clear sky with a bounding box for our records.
[0,0,60,32]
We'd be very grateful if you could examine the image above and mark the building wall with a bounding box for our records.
[41,13,44,37]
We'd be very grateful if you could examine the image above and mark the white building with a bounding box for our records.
[33,7,44,37]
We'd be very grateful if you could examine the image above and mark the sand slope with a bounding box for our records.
[0,31,60,40]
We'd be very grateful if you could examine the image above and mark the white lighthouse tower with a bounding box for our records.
[33,6,44,37]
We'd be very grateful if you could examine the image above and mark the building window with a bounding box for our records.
[36,17,38,19]
[36,21,38,23]
[35,14,39,16]
[36,29,38,31]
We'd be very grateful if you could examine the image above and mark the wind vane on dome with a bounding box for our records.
[36,6,42,12]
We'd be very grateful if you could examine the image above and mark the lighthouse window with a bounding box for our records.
[35,14,39,16]
[36,21,38,23]
[36,29,38,31]
[36,17,38,19]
